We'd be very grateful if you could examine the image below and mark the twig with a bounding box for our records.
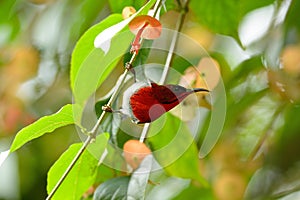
[247,104,284,161]
[159,2,186,84]
[46,0,164,198]
[139,0,190,143]
[46,55,137,200]
[46,135,92,200]
[153,0,163,17]
[176,0,182,8]
[271,183,300,199]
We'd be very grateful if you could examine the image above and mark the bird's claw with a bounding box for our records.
[102,105,113,113]
[125,62,137,82]
[125,62,133,70]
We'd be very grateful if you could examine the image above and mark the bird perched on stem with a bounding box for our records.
[120,80,209,124]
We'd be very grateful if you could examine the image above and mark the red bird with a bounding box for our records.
[121,81,209,124]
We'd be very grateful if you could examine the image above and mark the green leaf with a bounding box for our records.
[239,0,277,16]
[0,0,17,22]
[93,176,130,200]
[0,0,20,42]
[47,133,109,200]
[70,14,124,105]
[190,0,239,42]
[71,0,156,106]
[269,104,300,170]
[10,104,76,152]
[127,155,153,199]
[173,183,215,200]
[101,142,128,172]
[69,0,108,44]
[146,177,191,199]
[95,164,123,184]
[172,55,194,74]
[190,0,275,45]
[285,0,300,35]
[235,95,279,159]
[225,88,269,129]
[148,113,207,185]
[163,0,178,13]
[227,55,265,88]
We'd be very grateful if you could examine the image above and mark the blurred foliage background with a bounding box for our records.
[1,0,300,199]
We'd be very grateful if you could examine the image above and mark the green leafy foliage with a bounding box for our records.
[94,163,123,184]
[4,0,300,199]
[127,155,153,199]
[0,0,20,41]
[10,104,76,152]
[190,0,276,44]
[93,176,130,200]
[47,133,109,200]
[285,0,300,34]
[163,0,178,13]
[173,183,215,200]
[148,113,206,185]
[70,14,124,105]
[71,0,156,106]
[226,56,265,88]
[69,0,107,44]
[236,95,279,158]
[269,104,300,170]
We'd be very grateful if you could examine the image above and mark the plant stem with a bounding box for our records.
[159,4,186,84]
[176,0,182,8]
[153,0,163,17]
[139,0,190,143]
[271,184,300,199]
[46,1,163,198]
[46,136,92,200]
[247,104,285,161]
[46,54,137,200]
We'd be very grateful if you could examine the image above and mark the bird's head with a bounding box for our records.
[151,82,209,104]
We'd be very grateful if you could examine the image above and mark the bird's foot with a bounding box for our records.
[125,62,137,82]
[102,105,113,113]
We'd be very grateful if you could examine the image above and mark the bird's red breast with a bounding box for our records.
[125,81,208,124]
[129,84,183,123]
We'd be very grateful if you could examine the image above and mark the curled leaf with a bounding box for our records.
[94,0,156,53]
[128,15,162,39]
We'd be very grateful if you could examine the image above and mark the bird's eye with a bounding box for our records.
[174,86,180,91]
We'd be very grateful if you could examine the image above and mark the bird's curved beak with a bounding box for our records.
[192,88,210,93]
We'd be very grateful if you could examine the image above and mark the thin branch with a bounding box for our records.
[247,104,285,161]
[46,136,91,200]
[46,60,135,200]
[140,0,190,143]
[153,0,163,18]
[139,123,151,143]
[176,0,182,8]
[46,1,162,198]
[271,184,300,199]
[159,5,186,84]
